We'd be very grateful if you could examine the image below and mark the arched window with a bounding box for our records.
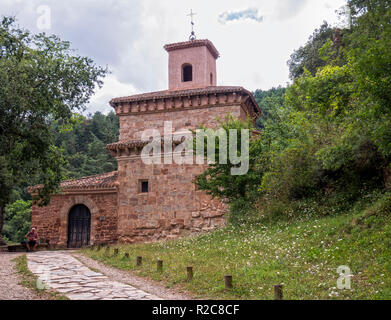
[182,64,193,82]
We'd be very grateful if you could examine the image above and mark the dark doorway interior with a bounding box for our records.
[67,204,91,248]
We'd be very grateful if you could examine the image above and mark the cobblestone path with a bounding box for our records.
[27,251,162,300]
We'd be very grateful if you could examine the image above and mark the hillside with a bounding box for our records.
[83,190,391,300]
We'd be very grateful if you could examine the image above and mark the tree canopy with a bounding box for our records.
[53,111,119,179]
[0,16,107,244]
[287,21,345,80]
[196,0,391,223]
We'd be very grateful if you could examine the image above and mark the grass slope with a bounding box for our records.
[82,191,391,300]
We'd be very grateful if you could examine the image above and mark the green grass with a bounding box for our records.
[82,191,391,300]
[14,255,68,300]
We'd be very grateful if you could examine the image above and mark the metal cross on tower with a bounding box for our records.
[187,9,197,41]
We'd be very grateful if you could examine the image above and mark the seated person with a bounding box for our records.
[25,228,39,252]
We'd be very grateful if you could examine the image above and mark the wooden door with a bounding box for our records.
[67,205,91,248]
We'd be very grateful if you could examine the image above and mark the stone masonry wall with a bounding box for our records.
[116,158,228,243]
[115,104,247,242]
[119,104,247,141]
[31,192,118,247]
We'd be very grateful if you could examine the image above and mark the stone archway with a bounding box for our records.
[58,195,99,247]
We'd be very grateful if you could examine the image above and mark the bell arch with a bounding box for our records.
[182,63,193,82]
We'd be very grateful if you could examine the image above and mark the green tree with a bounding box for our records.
[287,22,345,80]
[346,0,391,157]
[196,0,391,223]
[194,116,264,222]
[262,0,391,204]
[0,17,107,244]
[81,134,116,176]
[253,86,286,129]
[52,111,119,179]
[3,200,31,243]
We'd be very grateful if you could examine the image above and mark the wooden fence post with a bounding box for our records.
[137,256,142,266]
[225,275,233,290]
[157,260,163,272]
[186,267,193,281]
[113,248,119,256]
[124,253,129,259]
[274,285,283,300]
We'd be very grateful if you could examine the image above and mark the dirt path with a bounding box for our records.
[73,252,193,300]
[0,252,41,300]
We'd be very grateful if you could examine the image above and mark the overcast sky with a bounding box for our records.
[1,0,347,114]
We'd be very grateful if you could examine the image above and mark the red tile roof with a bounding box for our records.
[110,86,257,106]
[164,39,220,59]
[28,171,118,194]
[60,171,118,190]
[110,86,261,121]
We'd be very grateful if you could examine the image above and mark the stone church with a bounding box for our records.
[29,38,261,248]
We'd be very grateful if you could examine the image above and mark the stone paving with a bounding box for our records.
[27,251,161,300]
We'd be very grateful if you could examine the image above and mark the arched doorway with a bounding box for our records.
[67,204,91,248]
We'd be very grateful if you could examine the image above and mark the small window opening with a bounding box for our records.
[210,73,213,85]
[182,64,193,82]
[140,180,149,193]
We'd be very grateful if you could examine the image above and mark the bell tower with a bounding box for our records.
[107,12,261,244]
[164,9,220,91]
[164,39,220,91]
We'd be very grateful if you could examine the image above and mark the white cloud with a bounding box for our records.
[0,0,348,114]
[87,75,138,115]
[218,8,264,24]
[273,0,309,20]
